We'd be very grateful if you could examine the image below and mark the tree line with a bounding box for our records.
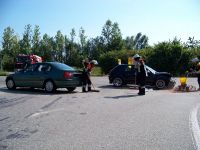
[0,19,200,75]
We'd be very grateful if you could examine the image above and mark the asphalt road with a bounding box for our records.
[0,76,200,150]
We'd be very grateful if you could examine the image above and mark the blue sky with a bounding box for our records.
[0,0,200,46]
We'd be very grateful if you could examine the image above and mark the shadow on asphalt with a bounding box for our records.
[0,87,79,95]
[99,85,138,90]
[98,84,156,90]
[104,94,140,99]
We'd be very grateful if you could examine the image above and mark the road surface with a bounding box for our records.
[0,76,200,150]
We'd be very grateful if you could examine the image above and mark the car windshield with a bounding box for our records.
[53,63,75,71]
[146,65,156,74]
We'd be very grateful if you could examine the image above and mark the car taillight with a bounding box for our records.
[64,72,72,79]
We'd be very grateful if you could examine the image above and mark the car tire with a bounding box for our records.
[67,87,76,92]
[155,79,166,89]
[6,78,16,90]
[113,77,123,87]
[44,80,55,93]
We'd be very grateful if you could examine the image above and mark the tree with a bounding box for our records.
[40,33,53,61]
[185,37,200,49]
[124,36,135,50]
[2,27,20,70]
[79,27,87,54]
[32,25,41,55]
[102,20,112,50]
[70,28,76,44]
[101,20,123,51]
[66,28,77,64]
[55,30,65,62]
[85,36,104,59]
[2,27,15,55]
[124,33,148,50]
[145,39,188,75]
[111,22,123,50]
[20,24,32,54]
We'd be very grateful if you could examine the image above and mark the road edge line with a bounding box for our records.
[189,104,200,150]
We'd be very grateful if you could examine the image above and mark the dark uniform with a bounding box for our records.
[189,62,200,90]
[82,60,94,92]
[196,63,200,90]
[133,54,147,95]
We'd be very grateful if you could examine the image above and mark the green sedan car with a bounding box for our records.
[6,62,82,93]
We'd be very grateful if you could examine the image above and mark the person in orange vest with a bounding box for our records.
[82,58,96,92]
[133,54,147,95]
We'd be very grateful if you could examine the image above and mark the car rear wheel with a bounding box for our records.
[44,80,55,93]
[6,79,16,90]
[155,79,166,89]
[113,77,123,87]
[67,87,76,92]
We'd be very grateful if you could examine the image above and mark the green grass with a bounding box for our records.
[0,71,8,76]
[74,66,104,76]
[91,66,104,76]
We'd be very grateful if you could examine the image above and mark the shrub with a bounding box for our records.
[2,54,14,71]
[99,50,143,74]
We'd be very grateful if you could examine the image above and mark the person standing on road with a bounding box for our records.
[82,58,91,92]
[189,61,200,90]
[187,58,200,90]
[195,62,200,90]
[81,58,97,92]
[133,54,147,95]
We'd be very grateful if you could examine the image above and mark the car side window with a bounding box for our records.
[125,65,135,72]
[45,65,51,72]
[37,64,51,72]
[25,64,37,72]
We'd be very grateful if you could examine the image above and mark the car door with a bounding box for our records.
[123,65,136,84]
[145,67,155,86]
[29,64,52,87]
[14,64,38,87]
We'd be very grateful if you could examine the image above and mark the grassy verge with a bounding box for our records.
[91,67,104,76]
[74,66,104,76]
[0,71,8,76]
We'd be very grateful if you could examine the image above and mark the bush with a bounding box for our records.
[2,54,14,71]
[145,42,193,76]
[99,50,141,74]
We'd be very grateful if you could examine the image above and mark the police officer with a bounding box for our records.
[133,54,147,95]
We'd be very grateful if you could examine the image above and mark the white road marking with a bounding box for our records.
[189,104,200,150]
[29,108,64,118]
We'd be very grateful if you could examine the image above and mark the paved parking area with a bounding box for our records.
[0,76,200,150]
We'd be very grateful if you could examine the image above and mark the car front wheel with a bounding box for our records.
[6,79,16,90]
[155,79,166,89]
[44,80,55,93]
[113,77,123,87]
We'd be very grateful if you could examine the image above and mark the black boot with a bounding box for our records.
[82,87,86,92]
[138,87,142,95]
[139,88,145,95]
[88,86,91,92]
